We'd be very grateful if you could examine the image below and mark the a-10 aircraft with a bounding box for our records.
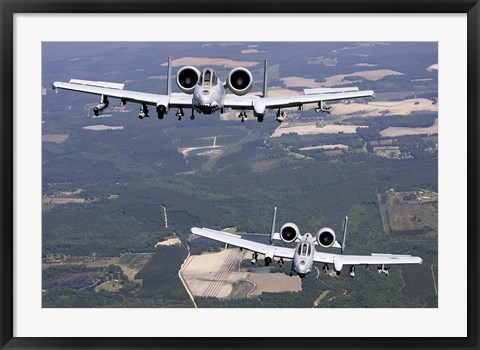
[191,208,422,278]
[52,57,375,123]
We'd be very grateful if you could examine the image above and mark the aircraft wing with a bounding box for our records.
[191,227,295,259]
[223,89,375,110]
[262,90,375,109]
[313,251,422,266]
[52,80,193,108]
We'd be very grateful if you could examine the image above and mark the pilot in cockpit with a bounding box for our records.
[298,242,312,257]
[200,69,217,87]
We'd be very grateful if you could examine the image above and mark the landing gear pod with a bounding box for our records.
[93,95,109,116]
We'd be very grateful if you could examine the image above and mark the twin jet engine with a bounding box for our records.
[176,66,253,96]
[280,223,337,248]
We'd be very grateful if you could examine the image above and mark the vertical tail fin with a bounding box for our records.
[262,58,268,98]
[166,56,172,96]
[270,206,277,244]
[341,216,348,254]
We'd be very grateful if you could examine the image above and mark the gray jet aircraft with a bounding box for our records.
[191,208,422,278]
[52,57,375,123]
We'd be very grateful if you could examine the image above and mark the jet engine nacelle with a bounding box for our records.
[280,223,300,243]
[93,102,108,116]
[316,227,336,248]
[226,67,253,96]
[176,66,200,94]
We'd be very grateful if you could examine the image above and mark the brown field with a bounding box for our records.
[272,123,367,137]
[322,69,404,86]
[59,189,83,195]
[155,237,181,247]
[161,57,259,68]
[354,63,378,67]
[42,134,69,144]
[181,249,249,298]
[324,149,344,156]
[82,125,124,131]
[299,144,349,151]
[181,248,302,299]
[241,48,267,54]
[330,98,437,117]
[281,77,322,88]
[42,197,85,205]
[380,118,438,137]
[248,273,301,296]
[282,69,403,88]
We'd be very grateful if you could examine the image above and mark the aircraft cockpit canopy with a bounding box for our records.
[199,69,217,87]
[298,242,312,257]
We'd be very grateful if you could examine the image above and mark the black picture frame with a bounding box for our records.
[1,1,479,349]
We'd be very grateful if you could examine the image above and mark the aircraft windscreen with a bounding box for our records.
[200,69,217,86]
[298,243,310,257]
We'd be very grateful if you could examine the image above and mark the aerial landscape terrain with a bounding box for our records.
[42,42,438,308]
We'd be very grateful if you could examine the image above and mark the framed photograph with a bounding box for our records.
[1,1,478,349]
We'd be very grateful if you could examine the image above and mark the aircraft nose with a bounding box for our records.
[200,96,212,106]
[296,260,307,273]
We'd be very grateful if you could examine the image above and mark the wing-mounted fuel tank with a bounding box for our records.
[176,66,200,94]
[316,228,336,248]
[279,223,300,243]
[226,67,253,96]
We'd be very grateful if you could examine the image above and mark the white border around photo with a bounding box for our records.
[13,13,467,338]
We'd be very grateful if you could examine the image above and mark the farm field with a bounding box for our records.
[82,125,124,131]
[248,273,301,296]
[380,118,438,137]
[181,249,248,298]
[330,99,438,117]
[378,189,438,235]
[42,134,69,143]
[282,69,404,88]
[272,122,367,137]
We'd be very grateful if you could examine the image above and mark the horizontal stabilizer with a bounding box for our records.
[69,79,125,90]
[303,87,359,95]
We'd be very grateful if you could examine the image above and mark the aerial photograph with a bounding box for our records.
[42,42,438,308]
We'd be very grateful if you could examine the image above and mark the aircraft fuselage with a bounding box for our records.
[192,75,225,114]
[292,234,315,278]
